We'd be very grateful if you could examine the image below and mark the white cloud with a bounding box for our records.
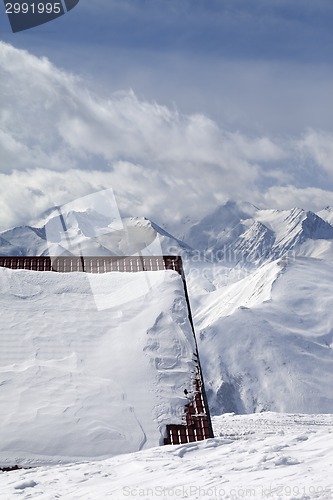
[295,130,333,177]
[0,42,333,231]
[260,185,333,212]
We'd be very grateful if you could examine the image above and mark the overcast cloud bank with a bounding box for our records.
[0,42,333,231]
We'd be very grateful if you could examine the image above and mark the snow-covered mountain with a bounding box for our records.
[1,200,333,417]
[1,200,333,264]
[0,226,48,256]
[0,208,190,257]
[194,257,333,415]
[318,206,333,225]
[171,201,333,265]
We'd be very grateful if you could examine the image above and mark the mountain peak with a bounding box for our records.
[1,202,333,263]
[302,211,333,240]
[317,206,333,225]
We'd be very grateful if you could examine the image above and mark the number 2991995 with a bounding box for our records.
[5,2,62,14]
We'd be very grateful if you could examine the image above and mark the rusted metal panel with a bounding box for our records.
[0,256,184,275]
[163,366,214,445]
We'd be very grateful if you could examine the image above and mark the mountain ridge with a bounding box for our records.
[1,201,333,264]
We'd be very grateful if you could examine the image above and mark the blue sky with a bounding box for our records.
[1,0,333,133]
[0,1,333,229]
[2,0,333,62]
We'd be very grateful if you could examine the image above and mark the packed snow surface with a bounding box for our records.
[0,412,332,499]
[0,267,196,467]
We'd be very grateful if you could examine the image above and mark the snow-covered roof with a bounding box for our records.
[0,257,212,468]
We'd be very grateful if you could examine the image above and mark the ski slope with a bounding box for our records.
[0,267,196,467]
[192,257,333,415]
[0,413,332,500]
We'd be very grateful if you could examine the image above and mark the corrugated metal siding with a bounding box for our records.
[164,370,213,445]
[0,256,183,274]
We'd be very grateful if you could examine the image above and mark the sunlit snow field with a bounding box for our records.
[0,412,332,499]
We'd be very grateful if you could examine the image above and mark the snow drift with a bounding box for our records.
[0,413,332,500]
[0,267,196,466]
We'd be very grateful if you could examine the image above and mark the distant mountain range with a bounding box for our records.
[1,200,333,265]
[0,208,189,257]
[173,200,333,265]
[1,201,333,415]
